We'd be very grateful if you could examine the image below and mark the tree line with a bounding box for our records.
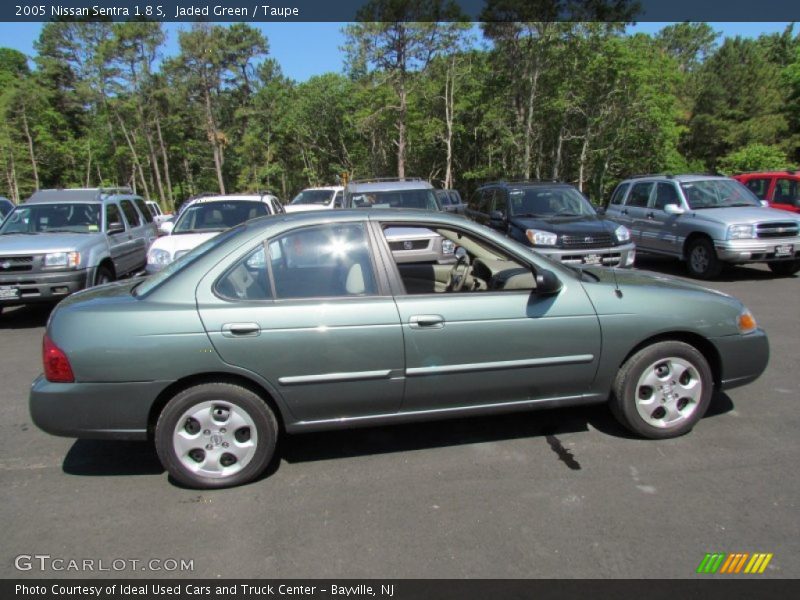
[1,9,799,210]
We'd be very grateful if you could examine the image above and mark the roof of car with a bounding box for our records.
[300,186,343,192]
[184,194,274,205]
[734,170,799,178]
[347,179,433,192]
[621,174,731,183]
[479,181,577,189]
[25,188,137,204]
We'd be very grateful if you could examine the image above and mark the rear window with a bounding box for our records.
[134,198,154,223]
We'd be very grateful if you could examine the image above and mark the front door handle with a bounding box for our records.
[409,314,445,329]
[222,322,261,337]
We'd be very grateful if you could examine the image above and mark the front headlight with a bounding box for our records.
[441,239,456,255]
[737,308,757,334]
[727,224,755,240]
[615,225,631,243]
[147,248,172,266]
[526,229,558,246]
[44,251,80,268]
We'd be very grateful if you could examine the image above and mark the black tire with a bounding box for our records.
[94,265,115,286]
[155,383,278,489]
[686,237,722,279]
[768,260,800,277]
[611,341,713,439]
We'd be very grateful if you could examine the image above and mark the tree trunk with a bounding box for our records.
[578,130,591,193]
[397,82,407,179]
[85,140,92,187]
[115,111,151,198]
[523,61,540,181]
[552,125,565,181]
[203,87,226,194]
[154,114,174,210]
[20,107,40,191]
[444,57,455,189]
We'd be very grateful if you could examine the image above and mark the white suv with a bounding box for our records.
[147,195,278,273]
[284,186,343,213]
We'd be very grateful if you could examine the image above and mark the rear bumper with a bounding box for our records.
[715,237,800,263]
[538,242,636,268]
[711,329,769,390]
[29,375,171,440]
[0,269,91,306]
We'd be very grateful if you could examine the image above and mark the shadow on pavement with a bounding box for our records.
[0,304,53,330]
[58,393,735,483]
[634,255,793,283]
[62,440,164,477]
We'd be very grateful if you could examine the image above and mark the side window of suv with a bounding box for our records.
[744,178,771,200]
[333,192,343,208]
[609,183,629,206]
[469,189,487,212]
[493,189,508,216]
[120,199,141,228]
[774,179,799,206]
[627,182,654,208]
[105,203,125,232]
[133,198,154,224]
[653,183,680,210]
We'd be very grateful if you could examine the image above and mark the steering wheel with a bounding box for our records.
[448,253,470,292]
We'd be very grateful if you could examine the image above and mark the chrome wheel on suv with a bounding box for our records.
[687,238,722,279]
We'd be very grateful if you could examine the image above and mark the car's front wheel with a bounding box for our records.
[611,341,713,439]
[155,383,278,488]
[686,237,722,279]
[768,260,800,277]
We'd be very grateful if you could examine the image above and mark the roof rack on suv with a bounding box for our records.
[486,179,564,184]
[348,177,424,185]
[627,173,674,179]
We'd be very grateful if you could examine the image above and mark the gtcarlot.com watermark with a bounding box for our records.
[14,554,194,573]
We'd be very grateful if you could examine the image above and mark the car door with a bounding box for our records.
[119,199,148,271]
[196,221,405,423]
[772,178,800,213]
[620,181,655,247]
[372,220,601,413]
[641,182,684,255]
[104,202,136,275]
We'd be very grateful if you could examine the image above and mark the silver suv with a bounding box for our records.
[606,174,800,278]
[0,188,157,312]
[344,178,455,263]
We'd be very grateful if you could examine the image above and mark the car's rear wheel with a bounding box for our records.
[768,260,800,277]
[155,383,278,488]
[611,341,713,439]
[686,238,722,279]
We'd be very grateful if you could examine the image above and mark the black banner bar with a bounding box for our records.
[3,1,800,23]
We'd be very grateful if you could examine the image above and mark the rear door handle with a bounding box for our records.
[222,322,261,337]
[646,211,655,219]
[409,314,445,329]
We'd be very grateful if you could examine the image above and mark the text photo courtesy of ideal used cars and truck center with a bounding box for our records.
[1,0,800,597]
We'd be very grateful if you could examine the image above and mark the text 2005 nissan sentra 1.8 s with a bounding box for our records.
[30,210,769,488]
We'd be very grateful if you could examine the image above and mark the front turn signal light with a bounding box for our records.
[737,309,757,335]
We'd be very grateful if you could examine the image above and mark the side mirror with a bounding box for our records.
[760,200,769,207]
[489,210,506,222]
[160,221,174,235]
[107,222,125,235]
[534,268,562,295]
[664,203,685,216]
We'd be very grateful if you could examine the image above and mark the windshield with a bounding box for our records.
[350,189,441,210]
[290,190,334,206]
[172,201,268,234]
[0,203,101,234]
[680,179,761,209]
[508,186,595,218]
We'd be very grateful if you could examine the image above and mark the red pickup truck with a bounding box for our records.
[734,171,800,214]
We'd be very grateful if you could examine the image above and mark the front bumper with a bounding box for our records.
[29,375,171,440]
[0,268,91,306]
[537,242,636,268]
[711,329,770,390]
[715,237,800,263]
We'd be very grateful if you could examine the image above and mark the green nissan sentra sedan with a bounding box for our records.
[30,209,769,488]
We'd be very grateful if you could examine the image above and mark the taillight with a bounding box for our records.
[43,335,74,383]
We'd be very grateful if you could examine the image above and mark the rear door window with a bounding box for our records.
[627,182,654,208]
[105,203,125,231]
[773,179,800,206]
[743,178,771,200]
[609,183,629,206]
[120,199,141,227]
[133,198,154,223]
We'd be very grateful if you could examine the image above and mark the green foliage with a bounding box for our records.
[717,143,792,174]
[1,20,799,206]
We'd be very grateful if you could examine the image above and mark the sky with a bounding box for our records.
[0,21,794,82]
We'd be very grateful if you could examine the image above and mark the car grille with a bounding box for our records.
[756,222,799,238]
[0,256,34,272]
[389,240,430,251]
[560,234,614,249]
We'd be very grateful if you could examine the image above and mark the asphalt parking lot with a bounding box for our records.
[1,257,798,579]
